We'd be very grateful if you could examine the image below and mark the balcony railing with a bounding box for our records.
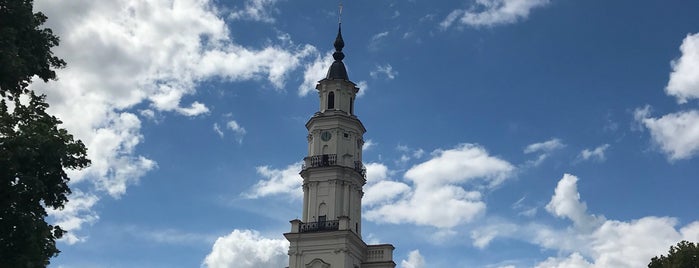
[299,220,339,233]
[301,154,366,179]
[302,154,337,170]
[354,161,366,178]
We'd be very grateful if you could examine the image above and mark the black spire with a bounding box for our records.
[326,23,349,80]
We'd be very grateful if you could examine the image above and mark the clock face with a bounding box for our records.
[321,131,332,141]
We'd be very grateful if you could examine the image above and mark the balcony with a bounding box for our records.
[299,220,339,233]
[302,154,337,170]
[301,154,366,179]
[354,161,366,178]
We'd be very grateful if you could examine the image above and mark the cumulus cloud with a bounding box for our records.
[362,139,376,150]
[177,101,210,116]
[466,173,699,267]
[370,64,398,80]
[578,144,610,162]
[46,191,99,244]
[363,163,410,207]
[298,51,333,96]
[33,0,314,239]
[363,180,411,207]
[473,173,699,268]
[202,229,288,268]
[244,162,303,199]
[229,0,280,23]
[545,174,604,230]
[242,144,514,230]
[535,252,592,268]
[666,33,699,104]
[440,0,551,29]
[634,106,699,160]
[365,144,515,228]
[400,250,426,268]
[524,138,565,166]
[356,80,369,97]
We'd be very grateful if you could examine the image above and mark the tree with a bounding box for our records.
[0,0,65,99]
[0,0,90,267]
[649,240,699,268]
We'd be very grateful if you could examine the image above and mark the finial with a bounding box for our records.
[326,2,349,80]
[338,2,343,24]
[333,22,345,61]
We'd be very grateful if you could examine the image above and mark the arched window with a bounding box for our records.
[349,97,354,114]
[327,92,335,109]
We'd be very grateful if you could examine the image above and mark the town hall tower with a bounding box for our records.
[284,23,396,268]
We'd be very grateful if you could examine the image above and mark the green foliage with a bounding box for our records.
[649,240,699,268]
[0,0,66,98]
[0,0,90,267]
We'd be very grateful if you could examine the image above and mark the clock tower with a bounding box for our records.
[284,23,395,268]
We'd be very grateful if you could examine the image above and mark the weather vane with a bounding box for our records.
[338,1,343,24]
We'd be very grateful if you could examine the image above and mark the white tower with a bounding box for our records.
[284,23,395,268]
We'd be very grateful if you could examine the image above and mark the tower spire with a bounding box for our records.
[326,5,349,80]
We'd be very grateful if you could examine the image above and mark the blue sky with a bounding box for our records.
[29,0,699,267]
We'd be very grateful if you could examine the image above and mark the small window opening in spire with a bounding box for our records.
[328,92,335,109]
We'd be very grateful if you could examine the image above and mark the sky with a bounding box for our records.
[25,0,699,267]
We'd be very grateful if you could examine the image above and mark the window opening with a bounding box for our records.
[350,97,354,114]
[328,92,335,109]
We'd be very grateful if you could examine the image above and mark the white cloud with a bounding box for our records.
[372,31,389,41]
[441,0,551,29]
[47,191,100,245]
[364,180,411,207]
[226,120,247,144]
[400,250,426,268]
[370,64,398,80]
[533,174,699,267]
[362,139,376,150]
[634,106,699,160]
[535,252,593,268]
[465,173,699,267]
[33,0,315,240]
[406,144,515,188]
[79,112,158,197]
[298,51,333,96]
[395,144,426,165]
[666,33,699,104]
[471,222,518,249]
[356,80,369,97]
[365,144,515,228]
[229,0,280,23]
[545,174,604,230]
[177,101,210,116]
[578,144,610,162]
[202,229,288,268]
[244,162,303,199]
[213,123,224,138]
[524,138,565,154]
[512,196,537,217]
[369,31,390,51]
[362,163,410,206]
[524,138,565,166]
[365,162,390,184]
